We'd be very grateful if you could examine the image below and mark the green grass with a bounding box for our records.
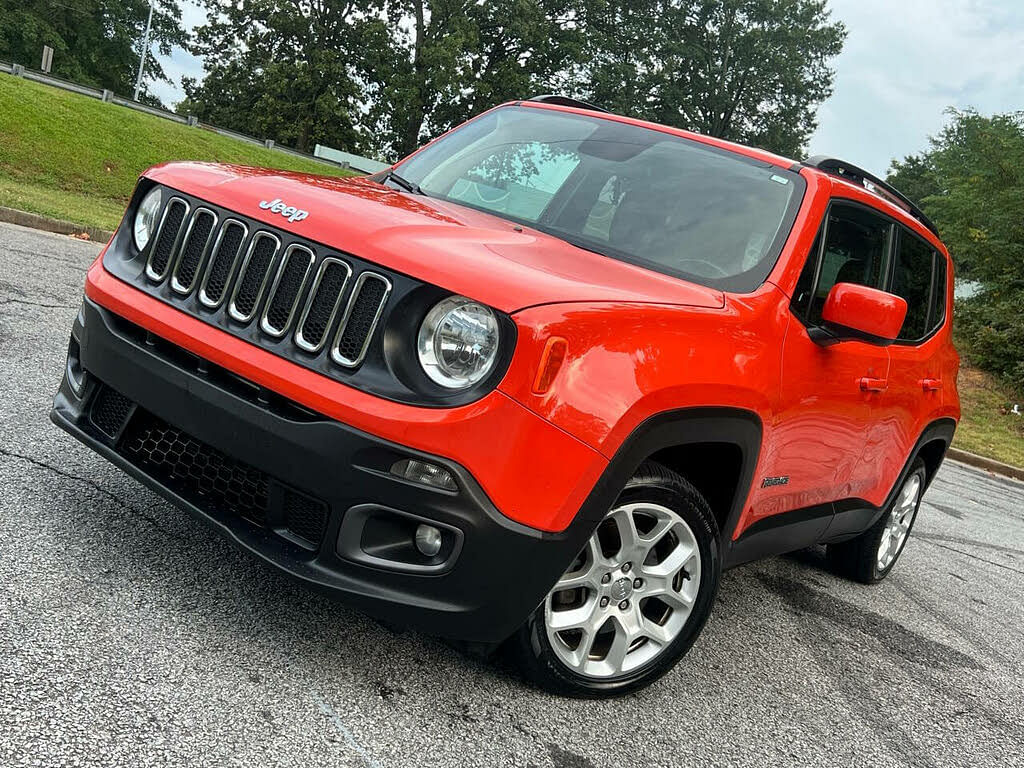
[0,75,353,231]
[953,365,1024,468]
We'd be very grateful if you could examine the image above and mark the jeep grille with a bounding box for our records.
[138,199,391,374]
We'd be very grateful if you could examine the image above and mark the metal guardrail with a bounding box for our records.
[0,60,387,173]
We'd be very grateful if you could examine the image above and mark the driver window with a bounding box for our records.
[807,203,892,325]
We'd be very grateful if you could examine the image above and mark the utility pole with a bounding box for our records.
[133,1,154,102]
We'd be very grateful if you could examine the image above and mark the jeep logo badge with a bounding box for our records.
[610,577,633,601]
[258,198,309,223]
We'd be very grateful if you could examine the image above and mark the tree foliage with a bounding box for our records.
[576,0,845,158]
[0,0,185,102]
[889,110,1024,382]
[181,0,844,160]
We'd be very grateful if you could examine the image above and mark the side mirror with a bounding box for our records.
[811,282,908,346]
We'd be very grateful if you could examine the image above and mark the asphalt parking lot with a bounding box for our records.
[2,221,1023,767]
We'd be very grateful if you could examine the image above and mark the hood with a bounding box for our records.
[143,162,724,314]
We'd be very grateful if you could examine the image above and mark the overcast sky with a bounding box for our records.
[153,0,1024,173]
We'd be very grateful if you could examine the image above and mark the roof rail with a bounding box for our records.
[527,95,609,114]
[803,156,939,237]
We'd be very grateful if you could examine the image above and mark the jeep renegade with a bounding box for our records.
[52,96,959,696]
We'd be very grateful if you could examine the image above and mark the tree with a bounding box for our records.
[178,0,374,154]
[888,110,1024,382]
[573,0,846,158]
[182,0,845,159]
[345,0,584,158]
[0,0,185,103]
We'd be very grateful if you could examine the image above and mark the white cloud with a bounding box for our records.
[809,0,1024,175]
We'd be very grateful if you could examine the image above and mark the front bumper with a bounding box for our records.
[52,298,602,642]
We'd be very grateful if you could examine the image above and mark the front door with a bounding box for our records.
[756,201,894,528]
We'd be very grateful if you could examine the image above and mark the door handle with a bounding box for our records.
[859,377,888,392]
[920,378,942,391]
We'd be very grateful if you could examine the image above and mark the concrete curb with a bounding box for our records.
[948,447,1024,482]
[0,206,114,244]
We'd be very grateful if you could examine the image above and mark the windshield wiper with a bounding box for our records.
[381,169,424,195]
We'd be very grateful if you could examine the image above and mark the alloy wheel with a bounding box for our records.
[877,473,922,571]
[543,502,702,678]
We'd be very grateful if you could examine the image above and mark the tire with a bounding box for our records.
[827,458,927,584]
[511,461,721,697]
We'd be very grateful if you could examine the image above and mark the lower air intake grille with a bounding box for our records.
[89,387,134,438]
[94,383,331,547]
[123,411,271,525]
[282,489,328,545]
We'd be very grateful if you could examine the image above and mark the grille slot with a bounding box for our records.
[331,272,391,368]
[123,411,271,525]
[228,232,281,323]
[198,219,248,308]
[282,489,328,546]
[294,257,351,353]
[145,197,189,281]
[170,208,218,295]
[261,244,315,338]
[89,386,135,438]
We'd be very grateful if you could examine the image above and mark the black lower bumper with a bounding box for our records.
[52,298,596,643]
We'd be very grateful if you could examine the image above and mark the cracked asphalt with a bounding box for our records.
[2,221,1023,767]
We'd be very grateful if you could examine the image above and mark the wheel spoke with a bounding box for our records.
[644,540,696,578]
[638,515,673,546]
[641,616,674,645]
[603,621,632,672]
[646,585,694,610]
[610,507,639,556]
[547,601,595,632]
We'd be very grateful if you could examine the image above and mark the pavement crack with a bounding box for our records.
[915,532,1024,557]
[916,537,1024,576]
[0,446,186,543]
[0,297,77,310]
[313,692,384,768]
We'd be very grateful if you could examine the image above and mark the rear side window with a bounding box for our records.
[806,203,892,325]
[930,255,947,331]
[890,230,935,341]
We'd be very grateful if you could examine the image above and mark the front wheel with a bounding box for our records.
[828,458,927,583]
[512,461,721,697]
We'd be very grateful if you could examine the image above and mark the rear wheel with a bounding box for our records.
[828,458,927,583]
[512,461,720,697]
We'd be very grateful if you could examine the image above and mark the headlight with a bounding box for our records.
[133,187,162,251]
[417,296,500,389]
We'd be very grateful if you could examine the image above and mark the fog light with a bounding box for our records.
[390,458,457,491]
[414,524,443,557]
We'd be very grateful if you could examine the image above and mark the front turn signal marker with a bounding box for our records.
[532,336,568,394]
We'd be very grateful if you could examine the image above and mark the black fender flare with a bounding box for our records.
[571,407,763,547]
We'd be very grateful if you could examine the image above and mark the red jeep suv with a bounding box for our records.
[52,96,959,696]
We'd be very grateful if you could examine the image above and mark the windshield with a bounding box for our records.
[395,105,805,292]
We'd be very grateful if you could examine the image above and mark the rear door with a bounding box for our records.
[873,227,948,502]
[763,201,893,521]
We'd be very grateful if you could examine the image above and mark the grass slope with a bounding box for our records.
[953,366,1024,468]
[0,75,352,231]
